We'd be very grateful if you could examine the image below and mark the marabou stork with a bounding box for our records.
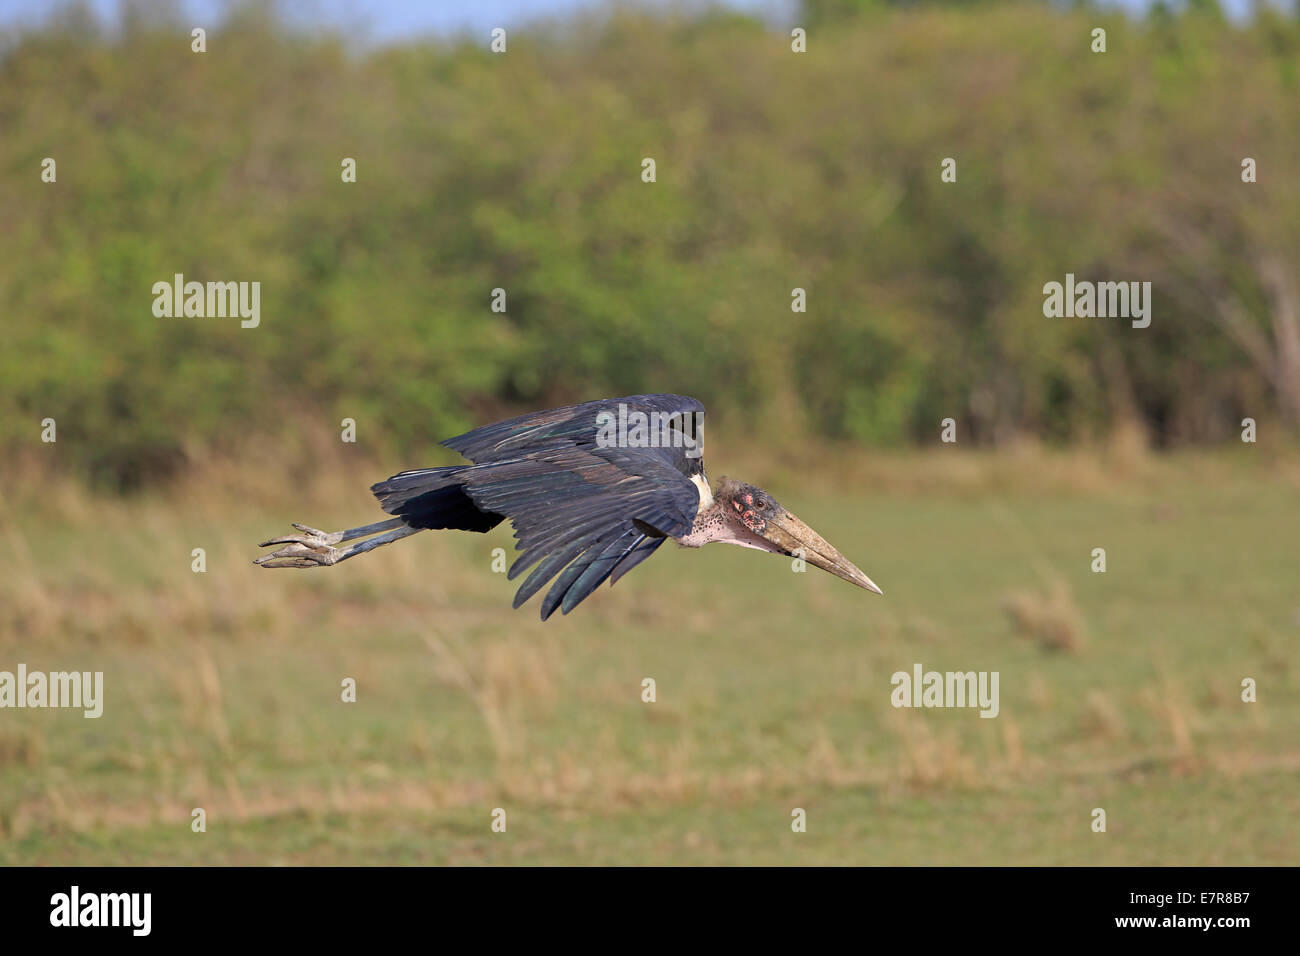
[255,394,882,619]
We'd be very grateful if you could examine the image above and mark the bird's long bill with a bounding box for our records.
[762,508,883,595]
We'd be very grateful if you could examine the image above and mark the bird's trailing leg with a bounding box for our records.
[255,518,420,568]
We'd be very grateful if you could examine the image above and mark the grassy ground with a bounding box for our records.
[1,445,1297,865]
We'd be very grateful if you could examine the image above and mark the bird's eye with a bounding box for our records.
[753,497,767,509]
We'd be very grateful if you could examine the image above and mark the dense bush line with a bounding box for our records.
[1,3,1297,487]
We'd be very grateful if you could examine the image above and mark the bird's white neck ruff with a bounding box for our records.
[691,472,714,510]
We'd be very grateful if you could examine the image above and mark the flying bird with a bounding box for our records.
[255,394,882,619]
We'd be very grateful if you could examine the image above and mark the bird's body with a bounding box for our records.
[257,394,881,618]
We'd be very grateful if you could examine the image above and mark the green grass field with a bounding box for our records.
[1,448,1296,865]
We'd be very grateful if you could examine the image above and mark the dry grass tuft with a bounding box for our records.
[888,711,980,789]
[1139,679,1202,771]
[425,632,563,763]
[1081,690,1126,742]
[1001,581,1087,653]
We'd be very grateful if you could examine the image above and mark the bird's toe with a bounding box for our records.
[290,523,343,545]
[254,541,339,567]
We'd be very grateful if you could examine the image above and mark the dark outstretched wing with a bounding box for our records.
[444,394,706,619]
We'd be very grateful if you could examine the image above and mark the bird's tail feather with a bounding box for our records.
[370,466,503,533]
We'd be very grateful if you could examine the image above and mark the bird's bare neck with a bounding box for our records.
[676,497,775,553]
